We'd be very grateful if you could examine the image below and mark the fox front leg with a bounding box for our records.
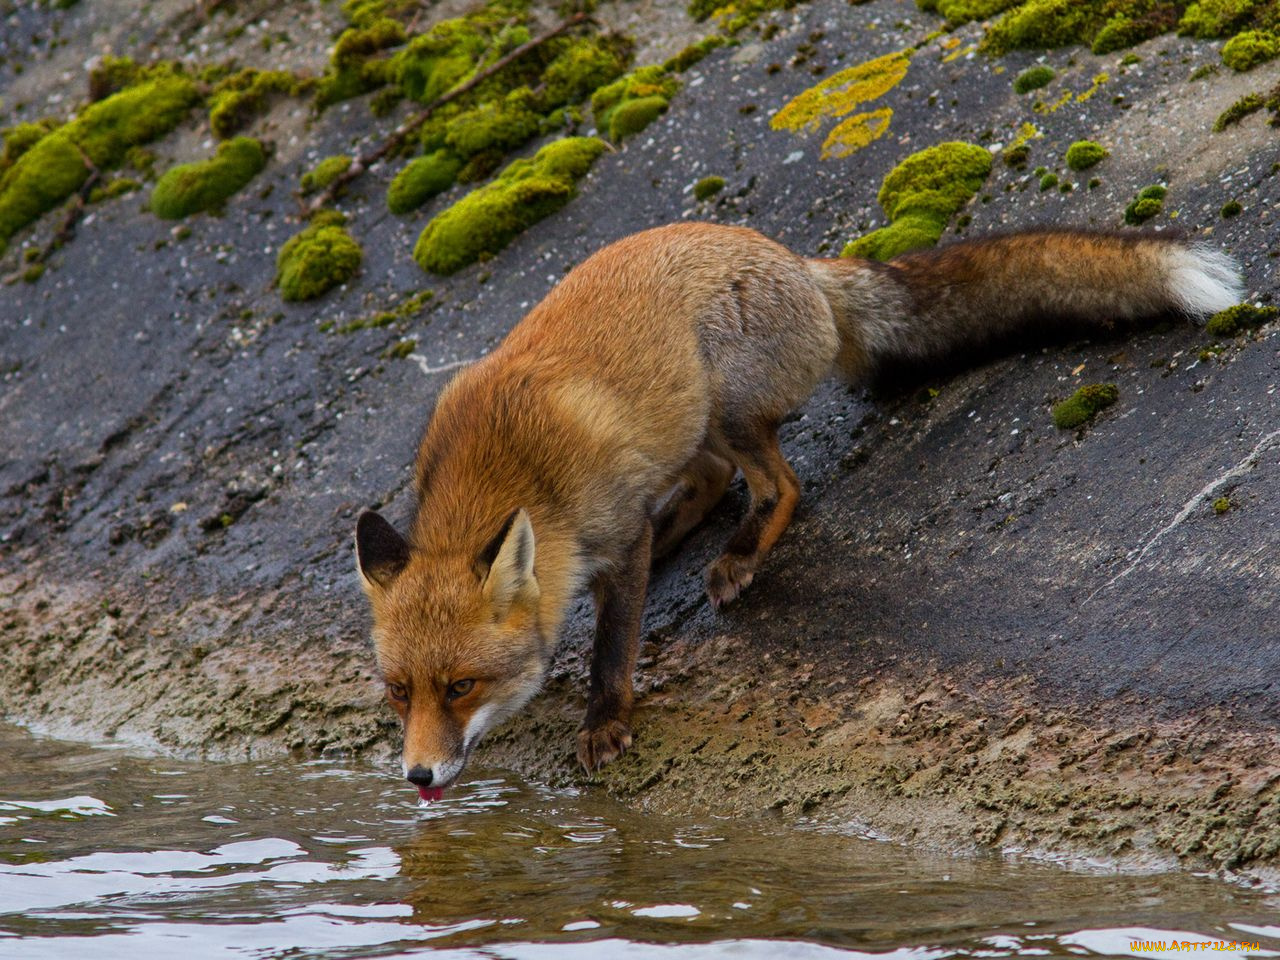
[578,520,652,771]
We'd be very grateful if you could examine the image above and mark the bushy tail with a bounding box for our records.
[808,229,1244,381]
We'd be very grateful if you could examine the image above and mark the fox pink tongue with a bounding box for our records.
[418,786,444,803]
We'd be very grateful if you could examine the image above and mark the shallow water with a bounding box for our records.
[1,724,1277,959]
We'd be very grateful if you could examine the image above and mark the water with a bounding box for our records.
[1,723,1277,959]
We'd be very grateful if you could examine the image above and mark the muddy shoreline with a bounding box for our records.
[3,0,1279,881]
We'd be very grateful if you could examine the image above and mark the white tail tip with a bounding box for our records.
[1165,244,1245,318]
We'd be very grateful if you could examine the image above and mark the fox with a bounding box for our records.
[354,222,1243,800]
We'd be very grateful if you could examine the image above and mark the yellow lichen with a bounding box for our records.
[771,49,911,151]
[1075,71,1109,102]
[821,107,893,159]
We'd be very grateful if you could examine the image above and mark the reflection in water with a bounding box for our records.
[0,723,1277,959]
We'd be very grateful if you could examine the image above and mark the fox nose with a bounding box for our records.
[406,765,434,787]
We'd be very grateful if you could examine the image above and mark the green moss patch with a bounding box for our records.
[387,149,464,213]
[1123,183,1166,224]
[276,211,363,301]
[209,69,304,139]
[1214,91,1266,129]
[694,175,725,200]
[1065,140,1107,170]
[445,90,542,159]
[0,76,199,253]
[300,155,353,195]
[1204,303,1277,336]
[391,17,493,105]
[592,66,680,143]
[842,141,992,260]
[1013,64,1055,93]
[1052,382,1118,429]
[150,137,266,219]
[1221,29,1280,70]
[542,36,630,109]
[88,177,140,204]
[413,136,606,275]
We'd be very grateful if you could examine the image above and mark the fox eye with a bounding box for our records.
[387,682,408,703]
[447,679,475,700]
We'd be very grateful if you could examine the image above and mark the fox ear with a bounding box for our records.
[355,510,409,593]
[480,508,538,618]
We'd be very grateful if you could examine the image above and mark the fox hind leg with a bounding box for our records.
[704,423,800,609]
[651,448,735,559]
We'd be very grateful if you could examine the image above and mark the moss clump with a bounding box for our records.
[384,338,417,359]
[542,36,629,109]
[1212,496,1233,514]
[22,262,45,284]
[1090,14,1164,54]
[1065,139,1107,170]
[1123,183,1166,225]
[694,175,725,200]
[276,210,363,301]
[88,177,140,204]
[687,0,723,20]
[208,69,302,139]
[663,36,728,73]
[592,66,680,143]
[445,90,542,159]
[0,76,199,253]
[300,155,353,195]
[413,136,606,275]
[1052,383,1118,429]
[150,137,266,219]
[392,17,491,104]
[1214,91,1266,129]
[1,121,58,172]
[842,141,992,261]
[982,0,1104,54]
[1221,199,1243,217]
[1204,303,1277,336]
[1179,0,1264,38]
[1013,64,1055,93]
[609,95,669,140]
[1039,171,1059,190]
[387,150,463,214]
[927,0,1025,26]
[1221,29,1280,70]
[333,16,406,68]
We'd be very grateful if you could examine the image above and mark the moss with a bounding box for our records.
[1039,171,1059,190]
[1220,199,1243,217]
[694,175,725,200]
[687,0,722,19]
[1123,183,1166,224]
[609,95,669,140]
[541,36,629,108]
[982,0,1105,54]
[1013,64,1055,93]
[842,141,992,260]
[208,69,302,139]
[0,77,199,253]
[445,90,542,158]
[1,120,58,172]
[300,155,352,195]
[276,213,363,301]
[387,149,464,214]
[1221,29,1280,70]
[88,55,142,101]
[1091,14,1163,53]
[88,177,140,203]
[1204,303,1277,336]
[337,289,435,332]
[392,17,490,104]
[1051,382,1118,429]
[384,338,417,359]
[931,0,1024,26]
[1213,496,1232,514]
[413,136,606,275]
[1214,91,1266,129]
[22,262,45,284]
[1178,0,1262,38]
[150,137,265,220]
[1065,139,1107,170]
[1001,121,1039,168]
[333,16,406,68]
[663,36,728,73]
[592,65,680,142]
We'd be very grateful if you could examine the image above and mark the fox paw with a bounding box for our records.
[705,553,756,609]
[577,719,633,772]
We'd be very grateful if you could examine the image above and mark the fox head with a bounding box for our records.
[355,507,551,799]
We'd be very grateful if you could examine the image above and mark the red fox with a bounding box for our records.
[355,223,1242,799]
